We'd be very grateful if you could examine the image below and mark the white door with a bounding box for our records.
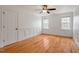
[0,9,3,47]
[17,13,25,41]
[73,15,79,47]
[2,9,18,46]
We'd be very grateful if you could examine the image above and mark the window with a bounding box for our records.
[61,17,71,30]
[43,19,49,29]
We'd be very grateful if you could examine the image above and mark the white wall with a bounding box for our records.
[42,12,73,37]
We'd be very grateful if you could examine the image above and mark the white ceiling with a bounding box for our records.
[50,5,79,13]
[0,5,79,14]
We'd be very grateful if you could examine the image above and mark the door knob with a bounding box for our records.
[16,28,18,30]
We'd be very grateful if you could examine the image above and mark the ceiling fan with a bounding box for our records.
[40,5,56,14]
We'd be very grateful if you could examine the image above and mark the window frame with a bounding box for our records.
[61,16,71,30]
[42,16,49,29]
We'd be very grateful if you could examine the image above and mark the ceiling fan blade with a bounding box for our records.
[47,8,56,10]
[47,11,50,14]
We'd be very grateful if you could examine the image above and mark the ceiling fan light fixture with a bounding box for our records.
[40,11,50,16]
[42,10,47,13]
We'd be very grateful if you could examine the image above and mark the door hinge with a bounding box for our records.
[3,40,5,42]
[3,11,5,14]
[3,25,5,28]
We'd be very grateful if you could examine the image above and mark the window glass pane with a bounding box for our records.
[43,19,48,23]
[61,17,71,30]
[43,19,49,29]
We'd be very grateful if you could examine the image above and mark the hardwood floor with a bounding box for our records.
[0,34,78,53]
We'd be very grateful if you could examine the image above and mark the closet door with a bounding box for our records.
[3,9,18,46]
[17,13,25,41]
[0,9,3,47]
[73,15,79,47]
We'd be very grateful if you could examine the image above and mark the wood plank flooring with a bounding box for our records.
[0,34,78,53]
